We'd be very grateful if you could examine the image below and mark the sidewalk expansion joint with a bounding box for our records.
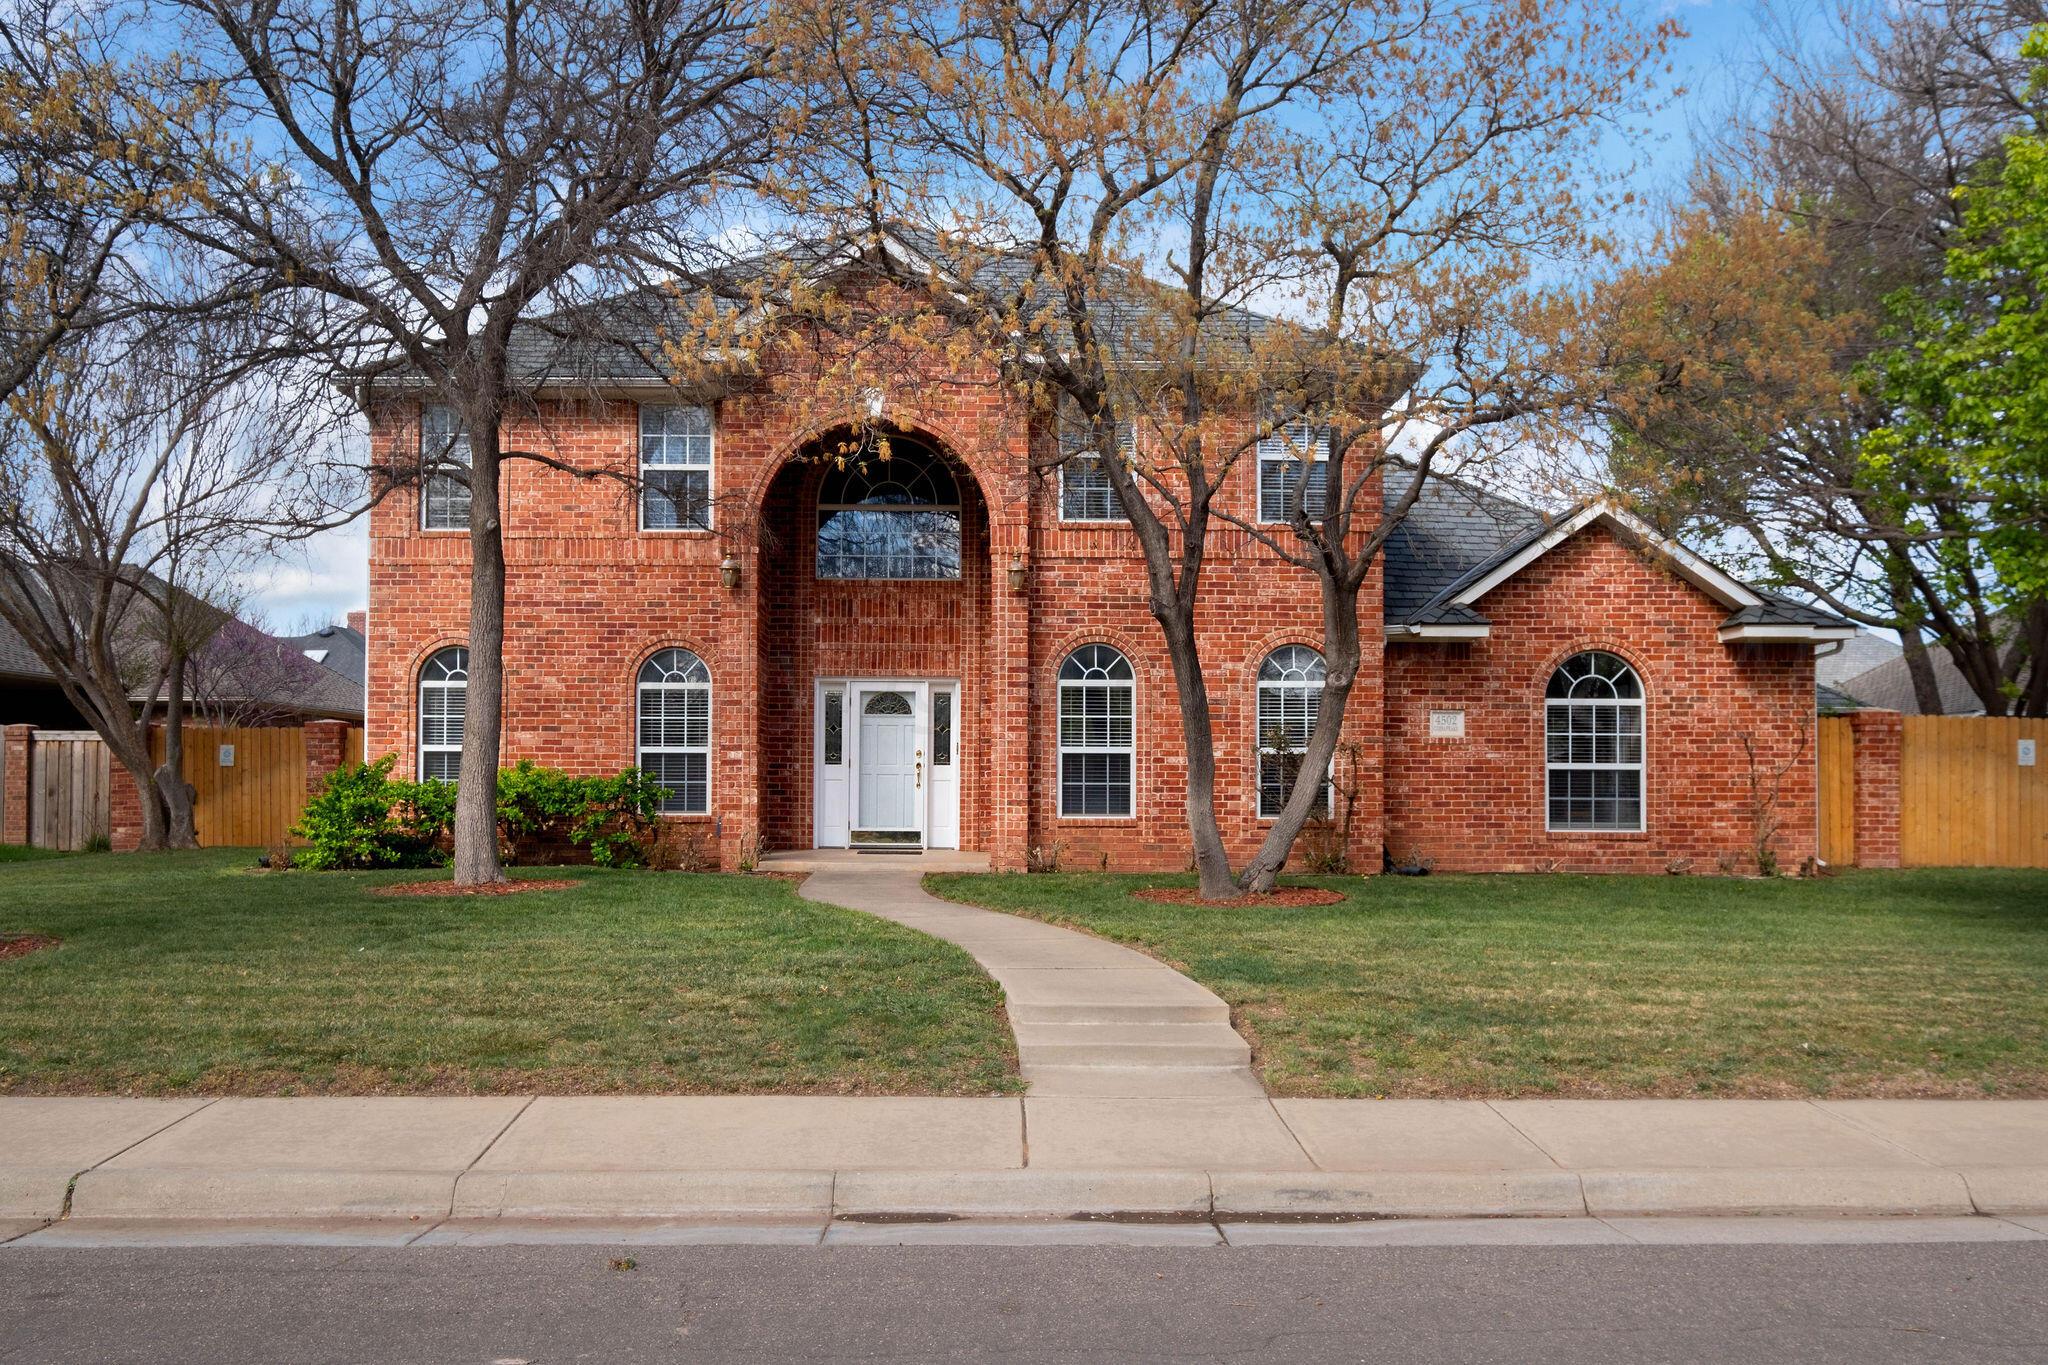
[59,1096,221,1223]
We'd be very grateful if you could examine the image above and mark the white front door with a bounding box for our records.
[855,686,923,844]
[814,678,960,850]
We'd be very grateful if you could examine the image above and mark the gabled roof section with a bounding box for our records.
[1380,477,1854,644]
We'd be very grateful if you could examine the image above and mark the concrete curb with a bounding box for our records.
[50,1164,2041,1223]
[0,1170,83,1223]
[1578,1169,1977,1218]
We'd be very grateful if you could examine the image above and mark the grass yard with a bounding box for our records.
[929,869,2048,1099]
[0,850,1018,1096]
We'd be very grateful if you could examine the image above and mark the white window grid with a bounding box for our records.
[1544,652,1645,832]
[1058,644,1135,817]
[1257,418,1330,524]
[1257,645,1330,818]
[639,405,715,531]
[420,405,471,531]
[638,648,712,814]
[417,646,467,781]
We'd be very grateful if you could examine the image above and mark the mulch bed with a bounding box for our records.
[372,878,580,898]
[0,933,59,961]
[1133,886,1344,908]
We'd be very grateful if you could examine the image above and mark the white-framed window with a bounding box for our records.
[1058,644,1134,817]
[1257,645,1330,818]
[421,404,471,531]
[1257,417,1329,523]
[815,440,962,580]
[418,646,467,781]
[1545,650,1644,832]
[639,404,715,531]
[638,648,712,814]
[1058,399,1133,522]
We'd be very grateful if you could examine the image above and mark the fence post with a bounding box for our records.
[304,719,349,800]
[107,751,145,852]
[2,725,33,845]
[1847,709,1903,870]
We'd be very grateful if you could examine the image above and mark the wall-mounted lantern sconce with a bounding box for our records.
[1007,554,1028,593]
[720,554,742,591]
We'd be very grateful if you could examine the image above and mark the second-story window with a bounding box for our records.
[421,405,471,531]
[1257,417,1329,524]
[640,404,715,531]
[1058,397,1133,523]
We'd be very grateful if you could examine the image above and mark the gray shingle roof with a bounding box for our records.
[1379,473,1851,635]
[0,616,49,681]
[284,624,367,688]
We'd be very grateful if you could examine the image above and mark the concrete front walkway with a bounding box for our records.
[3,1097,2047,1234]
[780,852,1263,1098]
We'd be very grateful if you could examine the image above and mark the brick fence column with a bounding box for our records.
[108,750,146,852]
[304,719,350,799]
[1847,708,1903,869]
[2,724,33,845]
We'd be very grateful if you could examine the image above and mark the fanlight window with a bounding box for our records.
[1544,650,1644,832]
[816,442,962,580]
[1258,646,1329,818]
[418,646,468,781]
[1059,644,1135,817]
[638,648,711,814]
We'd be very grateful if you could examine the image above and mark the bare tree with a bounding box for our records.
[90,0,791,881]
[788,0,1669,895]
[0,303,351,848]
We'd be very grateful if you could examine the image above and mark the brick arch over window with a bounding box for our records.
[742,414,1026,539]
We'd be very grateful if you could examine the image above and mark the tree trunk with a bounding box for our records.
[153,653,199,848]
[453,415,508,885]
[1899,628,1944,714]
[1156,608,1237,899]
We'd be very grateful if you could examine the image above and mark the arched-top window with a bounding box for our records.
[1258,646,1329,818]
[1545,650,1644,831]
[418,647,468,781]
[816,440,963,580]
[1058,645,1135,817]
[638,648,711,814]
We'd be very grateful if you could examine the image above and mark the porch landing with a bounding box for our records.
[788,860,1265,1099]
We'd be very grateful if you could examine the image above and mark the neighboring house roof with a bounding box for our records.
[1837,647,2006,716]
[284,624,366,688]
[1816,629,1901,687]
[1817,681,1866,714]
[1380,474,1855,645]
[0,616,48,683]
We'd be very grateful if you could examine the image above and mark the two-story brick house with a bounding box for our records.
[362,270,1854,874]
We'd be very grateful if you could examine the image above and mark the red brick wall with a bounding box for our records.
[1383,528,1819,874]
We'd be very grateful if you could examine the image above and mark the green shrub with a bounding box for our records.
[295,758,669,872]
[291,757,451,870]
[494,760,667,867]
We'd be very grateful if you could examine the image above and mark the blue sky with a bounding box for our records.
[246,0,1773,633]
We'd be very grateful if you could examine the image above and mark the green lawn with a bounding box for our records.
[929,869,2048,1099]
[0,850,1018,1096]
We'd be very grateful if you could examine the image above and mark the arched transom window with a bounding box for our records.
[418,647,467,781]
[638,648,711,814]
[815,441,962,580]
[1545,651,1644,832]
[1258,645,1329,818]
[1058,645,1134,817]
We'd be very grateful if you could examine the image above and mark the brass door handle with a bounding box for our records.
[916,761,923,789]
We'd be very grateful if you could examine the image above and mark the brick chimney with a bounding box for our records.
[346,609,366,636]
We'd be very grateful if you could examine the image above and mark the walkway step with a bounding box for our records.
[1022,1065,1271,1098]
[1006,1000,1231,1026]
[1012,1023,1252,1069]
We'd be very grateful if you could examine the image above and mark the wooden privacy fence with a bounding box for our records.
[28,731,112,851]
[2,721,362,851]
[1820,713,2047,869]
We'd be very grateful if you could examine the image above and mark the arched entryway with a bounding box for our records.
[754,429,994,852]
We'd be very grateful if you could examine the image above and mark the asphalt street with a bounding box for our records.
[4,1240,2047,1363]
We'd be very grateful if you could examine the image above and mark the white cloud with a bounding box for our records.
[237,515,368,633]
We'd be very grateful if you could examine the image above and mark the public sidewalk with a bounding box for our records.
[5,1096,2046,1239]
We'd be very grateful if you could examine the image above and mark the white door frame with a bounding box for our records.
[813,677,960,850]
